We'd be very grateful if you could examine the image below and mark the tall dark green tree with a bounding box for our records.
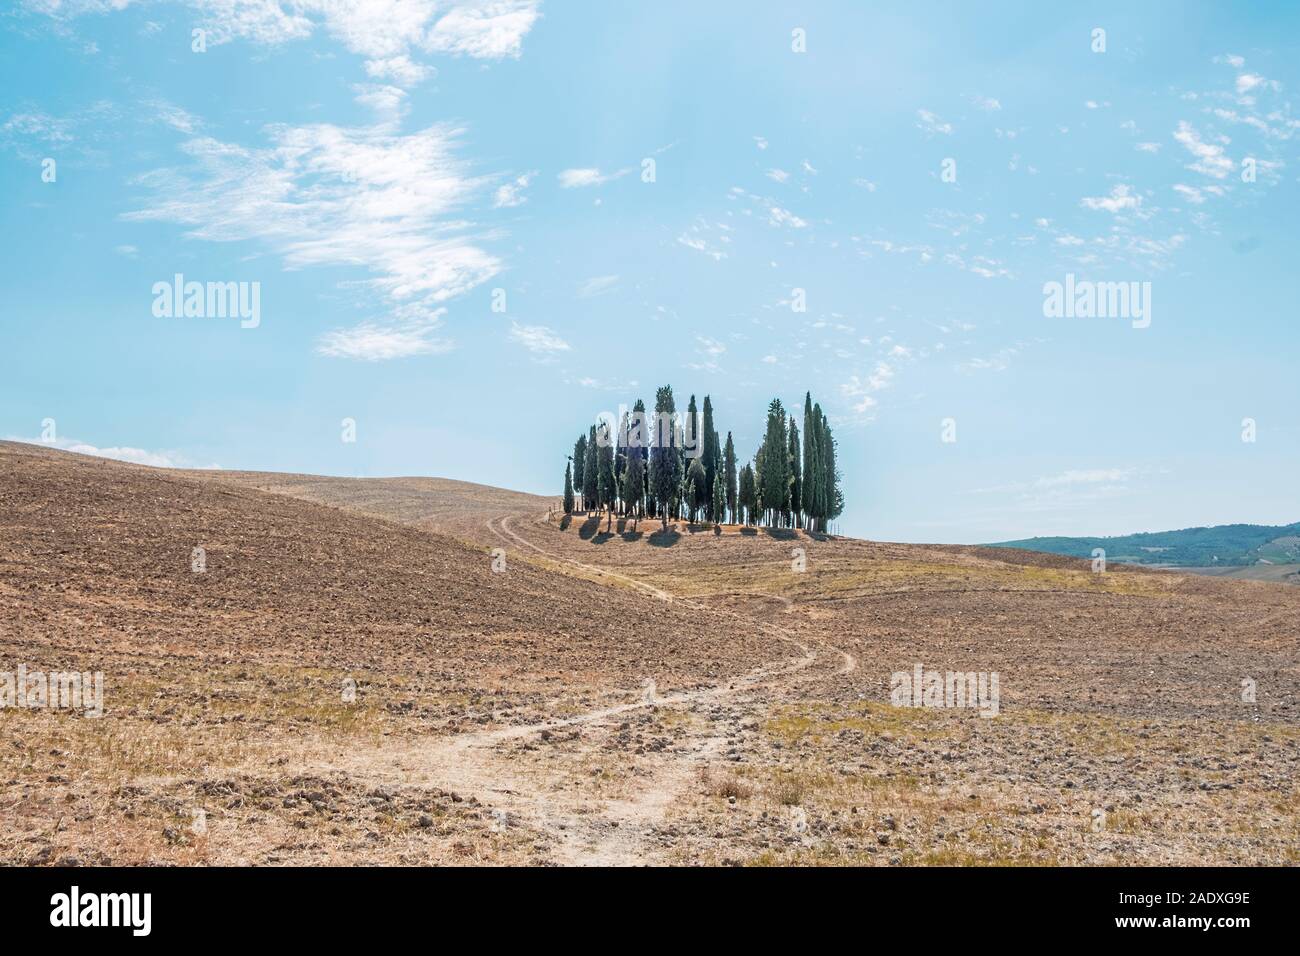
[759,399,790,526]
[611,411,626,515]
[563,460,574,515]
[685,457,707,523]
[582,424,598,514]
[802,393,821,529]
[597,422,616,529]
[701,395,719,514]
[723,431,738,524]
[788,416,802,529]
[818,406,843,532]
[649,386,681,529]
[738,464,756,525]
[624,448,645,526]
[573,434,587,511]
[711,471,725,526]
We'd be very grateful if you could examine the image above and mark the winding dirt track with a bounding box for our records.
[320,509,855,865]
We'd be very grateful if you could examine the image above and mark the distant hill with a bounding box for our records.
[988,522,1300,568]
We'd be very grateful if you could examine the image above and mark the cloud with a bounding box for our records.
[971,468,1135,496]
[1234,72,1273,96]
[915,109,953,135]
[32,1,542,82]
[1079,183,1141,213]
[352,83,408,121]
[317,323,454,360]
[766,168,790,183]
[508,320,569,354]
[764,202,807,229]
[557,166,630,188]
[365,55,433,86]
[492,170,535,207]
[971,95,1001,112]
[424,0,541,58]
[576,274,619,298]
[840,360,895,415]
[676,219,728,260]
[126,120,501,359]
[9,435,216,470]
[959,345,1019,372]
[1173,120,1234,178]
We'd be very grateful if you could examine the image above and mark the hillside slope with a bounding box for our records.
[990,521,1300,569]
[3,443,1297,867]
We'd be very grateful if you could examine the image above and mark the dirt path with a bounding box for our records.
[321,508,855,865]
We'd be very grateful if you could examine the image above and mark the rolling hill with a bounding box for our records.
[3,441,1298,866]
[989,521,1300,569]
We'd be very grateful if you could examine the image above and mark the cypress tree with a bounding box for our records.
[597,422,616,529]
[573,434,587,511]
[802,393,820,530]
[686,457,707,523]
[563,461,574,515]
[723,431,737,524]
[711,471,725,526]
[624,447,645,526]
[701,396,719,513]
[582,424,598,514]
[760,399,789,526]
[788,416,802,529]
[738,464,756,525]
[820,408,843,532]
[614,412,627,514]
[649,386,681,529]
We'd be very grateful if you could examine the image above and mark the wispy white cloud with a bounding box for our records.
[318,323,454,360]
[558,166,631,188]
[915,109,953,135]
[127,120,501,360]
[9,435,218,470]
[509,320,570,354]
[493,170,535,207]
[1079,183,1141,213]
[576,274,619,298]
[1173,120,1234,178]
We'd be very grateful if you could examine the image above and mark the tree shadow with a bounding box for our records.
[648,527,681,548]
[763,527,798,541]
[592,531,616,544]
[578,515,601,540]
[559,515,572,531]
[620,529,644,542]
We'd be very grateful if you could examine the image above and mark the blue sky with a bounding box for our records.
[2,0,1298,542]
